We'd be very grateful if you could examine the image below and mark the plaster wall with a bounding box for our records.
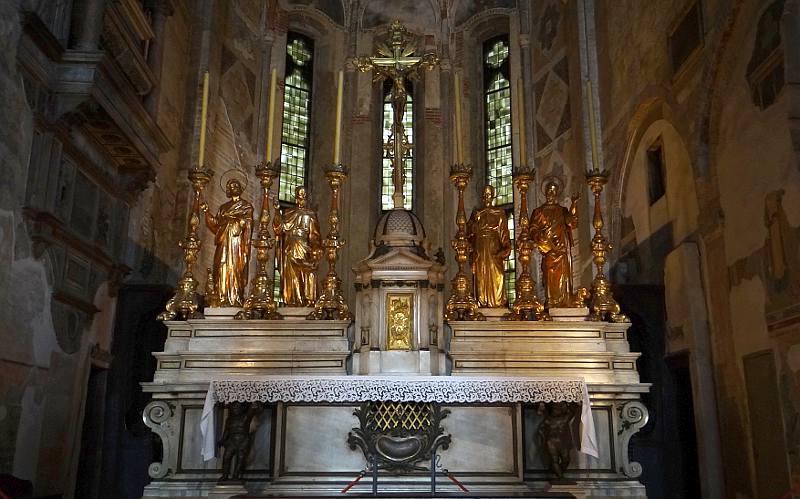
[598,0,800,495]
[0,0,194,495]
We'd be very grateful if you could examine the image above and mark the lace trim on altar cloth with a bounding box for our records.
[200,376,599,461]
[209,376,586,404]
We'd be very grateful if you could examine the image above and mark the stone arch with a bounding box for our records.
[614,116,700,282]
[285,8,339,40]
[281,0,345,28]
[461,10,513,40]
[359,0,440,33]
[610,93,698,261]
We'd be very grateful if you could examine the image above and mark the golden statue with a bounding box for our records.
[530,179,581,308]
[273,186,322,306]
[201,179,253,307]
[468,185,512,307]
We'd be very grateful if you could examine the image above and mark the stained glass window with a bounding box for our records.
[381,80,413,211]
[505,211,516,303]
[275,33,314,302]
[279,33,313,203]
[484,36,516,302]
[484,37,513,206]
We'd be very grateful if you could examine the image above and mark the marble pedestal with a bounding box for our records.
[446,319,650,498]
[141,317,649,499]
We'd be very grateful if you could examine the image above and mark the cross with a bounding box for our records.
[355,21,439,210]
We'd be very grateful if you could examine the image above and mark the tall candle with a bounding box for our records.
[333,70,344,164]
[586,80,599,170]
[265,68,277,162]
[198,71,209,167]
[454,73,464,164]
[517,77,527,166]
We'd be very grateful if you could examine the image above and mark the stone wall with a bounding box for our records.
[0,0,193,495]
[598,0,800,496]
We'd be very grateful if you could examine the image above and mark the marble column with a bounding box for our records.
[72,0,108,51]
[145,0,175,116]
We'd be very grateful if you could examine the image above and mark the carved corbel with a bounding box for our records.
[617,401,649,478]
[143,400,177,479]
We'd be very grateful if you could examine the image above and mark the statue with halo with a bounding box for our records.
[201,171,253,308]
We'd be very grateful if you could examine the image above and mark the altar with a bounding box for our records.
[141,21,650,499]
[141,313,649,499]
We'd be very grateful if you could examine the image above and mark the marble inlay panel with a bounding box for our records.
[282,405,367,473]
[438,405,517,474]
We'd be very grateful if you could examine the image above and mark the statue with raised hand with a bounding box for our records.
[273,186,322,306]
[201,177,253,307]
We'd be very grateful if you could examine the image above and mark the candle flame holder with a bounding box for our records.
[444,164,484,321]
[308,163,353,321]
[158,166,213,321]
[505,165,549,321]
[236,160,283,320]
[585,169,628,323]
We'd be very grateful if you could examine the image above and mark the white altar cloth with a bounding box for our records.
[200,375,598,461]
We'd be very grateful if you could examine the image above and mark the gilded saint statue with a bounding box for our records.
[201,179,254,307]
[468,185,512,307]
[273,186,322,306]
[530,179,581,308]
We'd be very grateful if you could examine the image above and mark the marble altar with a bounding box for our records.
[141,313,650,499]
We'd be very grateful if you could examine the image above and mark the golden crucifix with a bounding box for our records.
[355,21,439,209]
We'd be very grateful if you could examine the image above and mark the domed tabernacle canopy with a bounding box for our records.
[373,208,427,251]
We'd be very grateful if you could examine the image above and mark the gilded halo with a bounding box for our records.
[541,175,564,196]
[219,168,249,191]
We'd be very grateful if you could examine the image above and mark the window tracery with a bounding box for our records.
[484,36,515,301]
[381,80,414,211]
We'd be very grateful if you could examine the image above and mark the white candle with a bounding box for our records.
[198,71,209,167]
[586,80,599,170]
[265,68,277,162]
[517,77,527,166]
[454,73,464,164]
[333,70,344,164]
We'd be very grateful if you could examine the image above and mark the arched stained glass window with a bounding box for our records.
[484,36,515,302]
[381,80,413,211]
[279,33,314,203]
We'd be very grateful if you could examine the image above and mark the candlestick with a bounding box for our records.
[517,77,527,166]
[586,170,628,323]
[505,166,548,321]
[333,70,344,164]
[198,71,209,167]
[265,68,277,162]
[454,73,464,165]
[586,80,599,171]
[308,163,353,321]
[236,160,282,320]
[444,163,483,321]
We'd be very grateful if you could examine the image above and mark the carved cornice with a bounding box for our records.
[18,3,170,198]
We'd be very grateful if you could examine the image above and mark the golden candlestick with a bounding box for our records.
[586,169,628,322]
[505,166,548,321]
[308,163,353,320]
[444,163,484,321]
[158,166,213,321]
[236,160,282,320]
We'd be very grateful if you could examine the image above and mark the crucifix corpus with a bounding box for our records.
[355,21,440,210]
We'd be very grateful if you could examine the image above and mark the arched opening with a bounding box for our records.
[613,117,714,499]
